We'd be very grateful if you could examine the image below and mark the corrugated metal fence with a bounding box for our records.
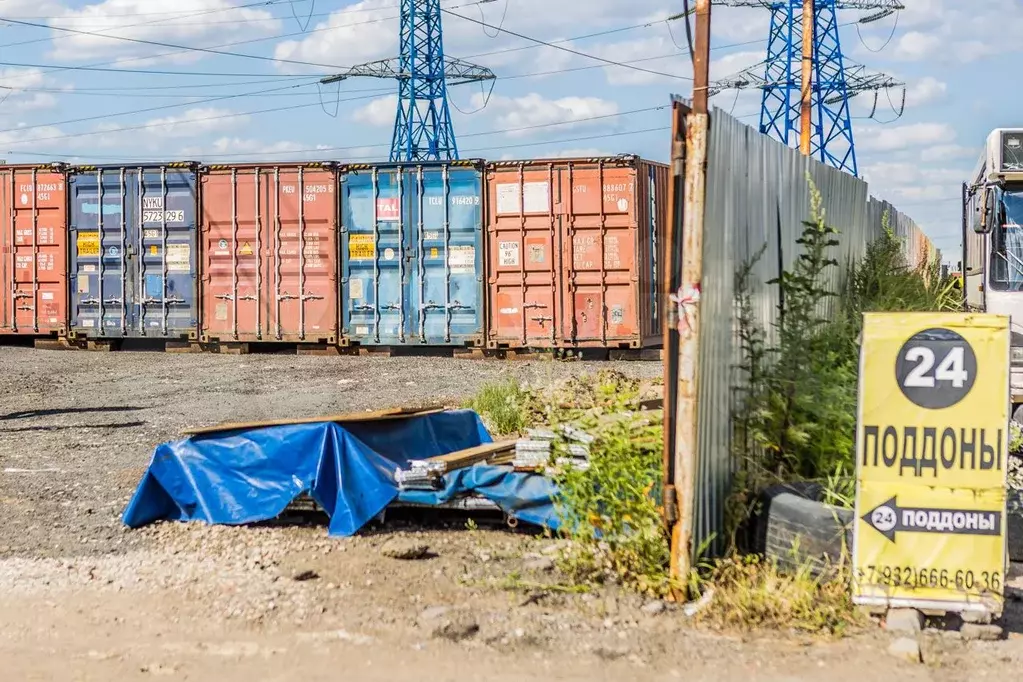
[693,108,939,554]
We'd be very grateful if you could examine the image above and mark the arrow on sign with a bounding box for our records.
[862,497,1002,542]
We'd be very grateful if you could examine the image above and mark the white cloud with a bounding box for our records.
[49,0,283,63]
[177,137,328,159]
[476,93,619,137]
[90,107,247,143]
[892,31,943,61]
[857,123,956,153]
[904,77,947,108]
[352,95,397,127]
[0,68,65,113]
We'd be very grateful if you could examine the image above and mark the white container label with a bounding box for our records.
[499,241,519,267]
[496,182,549,214]
[448,245,475,274]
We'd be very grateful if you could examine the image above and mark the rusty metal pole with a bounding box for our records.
[799,0,814,156]
[669,0,711,589]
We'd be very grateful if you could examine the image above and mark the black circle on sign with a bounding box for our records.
[894,327,977,409]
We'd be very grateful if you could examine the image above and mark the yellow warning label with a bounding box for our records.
[348,234,374,261]
[240,242,253,256]
[150,245,158,255]
[76,232,99,257]
[430,247,439,258]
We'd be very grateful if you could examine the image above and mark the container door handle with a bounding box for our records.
[353,304,375,312]
[103,297,122,305]
[80,297,99,305]
[216,294,256,301]
[143,297,184,305]
[300,294,324,301]
[381,303,400,311]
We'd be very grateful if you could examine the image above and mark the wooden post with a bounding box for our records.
[669,0,711,589]
[799,0,815,156]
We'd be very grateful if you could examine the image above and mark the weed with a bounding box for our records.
[462,378,530,435]
[690,553,863,635]
[730,186,955,527]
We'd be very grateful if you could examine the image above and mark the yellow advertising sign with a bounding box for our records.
[853,313,1010,616]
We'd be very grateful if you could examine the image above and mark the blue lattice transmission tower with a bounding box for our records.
[709,0,905,177]
[321,0,495,162]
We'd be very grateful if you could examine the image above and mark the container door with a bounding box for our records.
[488,166,559,347]
[343,168,407,345]
[71,168,132,337]
[266,168,336,342]
[561,164,639,345]
[137,167,197,336]
[201,169,262,342]
[408,165,483,345]
[1,169,67,334]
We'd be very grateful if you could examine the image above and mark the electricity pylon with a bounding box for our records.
[321,0,495,162]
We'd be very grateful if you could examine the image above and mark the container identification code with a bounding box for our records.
[349,234,375,261]
[76,232,100,257]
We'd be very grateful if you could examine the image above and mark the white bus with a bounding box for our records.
[963,128,1023,416]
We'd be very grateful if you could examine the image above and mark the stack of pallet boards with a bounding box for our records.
[394,439,518,491]
[511,425,594,473]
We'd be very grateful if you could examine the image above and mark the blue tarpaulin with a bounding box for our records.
[122,409,560,536]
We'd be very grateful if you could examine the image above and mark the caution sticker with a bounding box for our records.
[853,313,1010,616]
[349,234,374,261]
[76,232,100,257]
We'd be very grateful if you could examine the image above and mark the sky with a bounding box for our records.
[0,0,1013,261]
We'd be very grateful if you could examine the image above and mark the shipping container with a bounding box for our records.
[68,164,199,339]
[340,161,485,347]
[198,163,339,345]
[485,155,667,350]
[0,164,68,336]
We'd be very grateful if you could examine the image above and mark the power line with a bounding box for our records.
[0,92,395,148]
[0,14,356,72]
[0,105,762,160]
[0,0,299,51]
[0,60,325,79]
[0,80,331,136]
[442,8,692,81]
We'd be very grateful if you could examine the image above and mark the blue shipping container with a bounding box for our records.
[340,162,484,347]
[69,165,198,339]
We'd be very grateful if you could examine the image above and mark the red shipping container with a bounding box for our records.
[485,156,667,350]
[0,165,68,336]
[199,164,338,345]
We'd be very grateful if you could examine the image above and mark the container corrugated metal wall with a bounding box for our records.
[485,156,667,350]
[68,165,199,339]
[199,163,339,345]
[695,109,874,555]
[340,161,485,347]
[0,165,68,336]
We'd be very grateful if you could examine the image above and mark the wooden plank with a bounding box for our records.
[426,439,517,469]
[182,404,448,436]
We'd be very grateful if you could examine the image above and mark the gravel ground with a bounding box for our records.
[2,346,1023,681]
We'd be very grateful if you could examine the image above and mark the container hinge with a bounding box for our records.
[663,484,678,526]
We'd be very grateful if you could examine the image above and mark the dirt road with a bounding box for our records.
[0,348,1019,680]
